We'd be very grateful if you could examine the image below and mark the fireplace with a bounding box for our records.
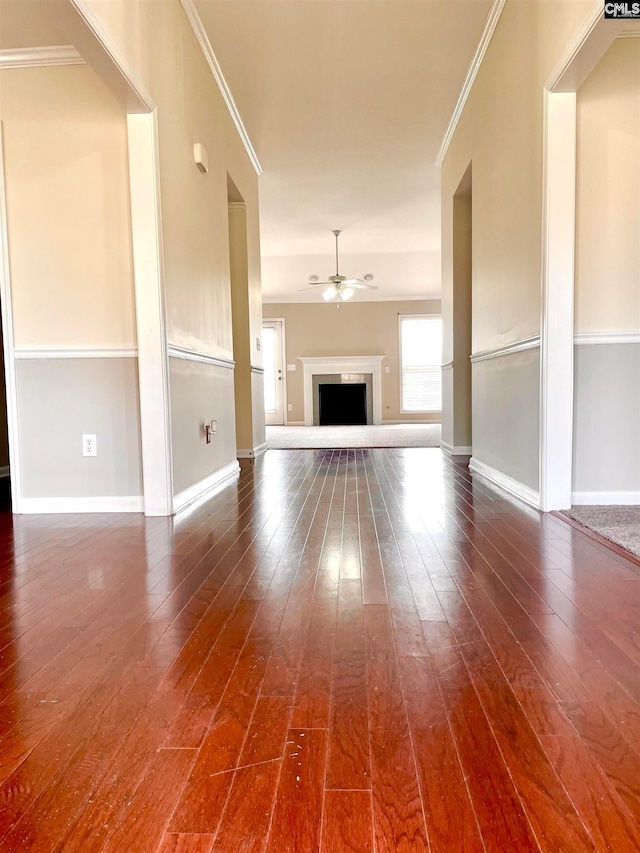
[299,356,385,426]
[319,382,367,425]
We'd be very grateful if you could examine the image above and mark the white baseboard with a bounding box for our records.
[173,460,240,514]
[383,419,441,425]
[441,440,472,456]
[284,421,304,426]
[572,491,640,506]
[20,495,144,514]
[237,441,268,459]
[469,457,540,509]
[0,465,9,479]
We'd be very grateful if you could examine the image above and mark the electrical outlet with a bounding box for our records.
[82,434,97,457]
[287,404,293,411]
[210,419,218,435]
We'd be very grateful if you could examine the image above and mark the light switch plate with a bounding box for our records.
[287,364,296,371]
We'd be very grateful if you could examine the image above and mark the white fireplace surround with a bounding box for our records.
[299,356,386,426]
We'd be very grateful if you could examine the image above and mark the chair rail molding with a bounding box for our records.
[470,335,541,363]
[168,344,235,370]
[14,346,138,359]
[0,46,84,69]
[574,331,640,345]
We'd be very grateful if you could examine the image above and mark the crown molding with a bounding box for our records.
[179,0,262,176]
[617,29,640,39]
[435,0,507,169]
[0,46,84,69]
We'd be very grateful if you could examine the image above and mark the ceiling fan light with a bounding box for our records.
[340,287,354,301]
[323,286,337,301]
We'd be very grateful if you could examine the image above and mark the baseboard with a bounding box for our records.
[572,491,640,506]
[173,460,240,514]
[382,419,441,425]
[469,457,540,509]
[0,465,9,479]
[441,440,472,456]
[237,441,268,459]
[284,421,304,426]
[20,496,144,514]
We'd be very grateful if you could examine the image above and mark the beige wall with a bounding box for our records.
[451,192,472,449]
[573,38,640,496]
[441,0,593,489]
[0,322,8,470]
[1,63,143,499]
[229,203,258,454]
[1,65,136,347]
[169,359,237,496]
[262,300,440,424]
[18,359,142,498]
[82,0,262,363]
[80,0,263,494]
[575,37,640,334]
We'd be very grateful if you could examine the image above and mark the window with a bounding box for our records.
[399,315,442,412]
[262,325,276,414]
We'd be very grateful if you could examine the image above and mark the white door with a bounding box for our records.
[263,320,285,425]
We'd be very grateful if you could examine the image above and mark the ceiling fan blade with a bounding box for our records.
[298,285,332,291]
[304,281,334,287]
[341,278,366,285]
[348,282,378,290]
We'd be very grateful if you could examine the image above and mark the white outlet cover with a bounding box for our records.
[385,366,390,373]
[82,434,97,457]
[287,404,293,411]
[287,364,296,371]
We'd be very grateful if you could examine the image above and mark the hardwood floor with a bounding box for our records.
[0,448,640,851]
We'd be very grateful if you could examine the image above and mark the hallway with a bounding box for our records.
[1,449,640,851]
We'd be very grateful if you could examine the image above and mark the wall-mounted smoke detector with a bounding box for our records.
[363,274,374,281]
[309,275,319,282]
[194,143,208,173]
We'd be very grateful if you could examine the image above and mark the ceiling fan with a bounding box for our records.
[300,230,378,301]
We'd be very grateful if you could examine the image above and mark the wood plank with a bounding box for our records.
[321,790,373,853]
[265,729,326,853]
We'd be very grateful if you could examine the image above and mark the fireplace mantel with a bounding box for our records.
[299,356,386,426]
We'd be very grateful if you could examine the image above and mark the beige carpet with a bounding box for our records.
[561,505,640,559]
[266,423,441,449]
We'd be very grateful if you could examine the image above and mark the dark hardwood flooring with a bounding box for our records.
[0,449,640,851]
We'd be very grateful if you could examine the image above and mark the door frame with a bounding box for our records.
[262,318,287,425]
[0,125,21,512]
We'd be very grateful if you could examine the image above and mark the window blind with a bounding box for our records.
[400,315,442,412]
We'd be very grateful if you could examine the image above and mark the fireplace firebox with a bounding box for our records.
[319,382,367,425]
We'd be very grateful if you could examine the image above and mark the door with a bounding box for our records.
[263,320,285,425]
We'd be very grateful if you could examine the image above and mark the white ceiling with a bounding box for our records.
[195,0,493,302]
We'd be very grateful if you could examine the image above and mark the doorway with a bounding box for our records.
[451,163,473,454]
[263,319,285,425]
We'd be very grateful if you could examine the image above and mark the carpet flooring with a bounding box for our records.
[561,505,640,558]
[266,423,441,449]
